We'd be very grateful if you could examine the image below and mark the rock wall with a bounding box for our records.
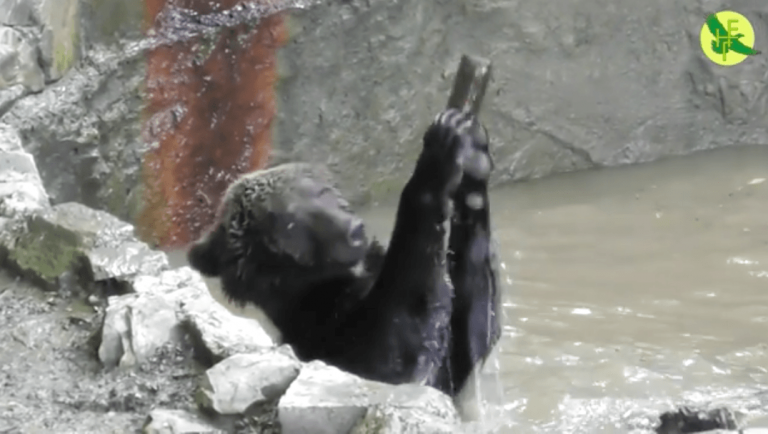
[274,0,768,203]
[0,0,146,226]
[1,0,768,247]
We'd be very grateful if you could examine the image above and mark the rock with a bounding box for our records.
[0,0,81,82]
[273,0,768,204]
[1,0,765,243]
[98,267,208,368]
[278,361,460,434]
[1,201,169,290]
[196,347,301,415]
[178,286,275,365]
[1,41,147,223]
[0,124,49,217]
[350,405,458,434]
[98,291,185,369]
[689,431,768,434]
[87,241,169,282]
[0,82,26,116]
[0,0,36,26]
[0,26,45,92]
[97,267,208,369]
[142,409,223,434]
[0,120,21,151]
[98,266,274,369]
[656,406,743,434]
[131,266,210,296]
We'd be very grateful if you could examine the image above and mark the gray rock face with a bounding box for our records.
[278,361,460,434]
[196,347,301,415]
[0,0,82,85]
[0,42,147,222]
[1,0,766,225]
[0,23,148,237]
[274,0,768,203]
[0,0,37,26]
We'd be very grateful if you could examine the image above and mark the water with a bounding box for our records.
[172,144,768,432]
[362,144,768,432]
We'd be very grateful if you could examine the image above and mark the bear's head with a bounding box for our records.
[187,163,368,281]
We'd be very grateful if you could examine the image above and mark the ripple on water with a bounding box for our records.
[356,146,768,432]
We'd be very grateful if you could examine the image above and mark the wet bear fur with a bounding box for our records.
[188,109,501,397]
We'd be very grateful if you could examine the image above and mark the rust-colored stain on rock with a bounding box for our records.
[138,0,288,248]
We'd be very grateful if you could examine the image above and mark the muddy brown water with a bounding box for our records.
[170,145,768,433]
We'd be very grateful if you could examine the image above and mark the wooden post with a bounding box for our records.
[446,54,493,122]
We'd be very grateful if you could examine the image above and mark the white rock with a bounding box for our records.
[142,409,223,434]
[97,292,134,368]
[178,284,274,363]
[0,137,49,217]
[99,266,274,370]
[278,361,460,434]
[98,268,208,369]
[350,405,458,434]
[87,241,169,283]
[0,123,23,152]
[132,266,205,295]
[0,179,49,216]
[197,347,301,415]
[0,26,45,92]
[98,290,187,369]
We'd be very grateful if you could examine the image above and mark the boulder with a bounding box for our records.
[656,406,744,434]
[1,201,169,291]
[0,26,45,92]
[350,405,459,434]
[178,285,275,365]
[142,409,223,434]
[278,361,460,434]
[0,124,49,217]
[98,266,274,369]
[97,269,205,369]
[196,347,301,415]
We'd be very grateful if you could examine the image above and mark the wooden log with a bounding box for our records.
[446,54,493,120]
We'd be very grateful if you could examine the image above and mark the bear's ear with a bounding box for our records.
[187,224,227,277]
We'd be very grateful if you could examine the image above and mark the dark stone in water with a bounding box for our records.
[656,406,739,434]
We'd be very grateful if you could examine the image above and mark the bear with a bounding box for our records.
[187,108,501,397]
